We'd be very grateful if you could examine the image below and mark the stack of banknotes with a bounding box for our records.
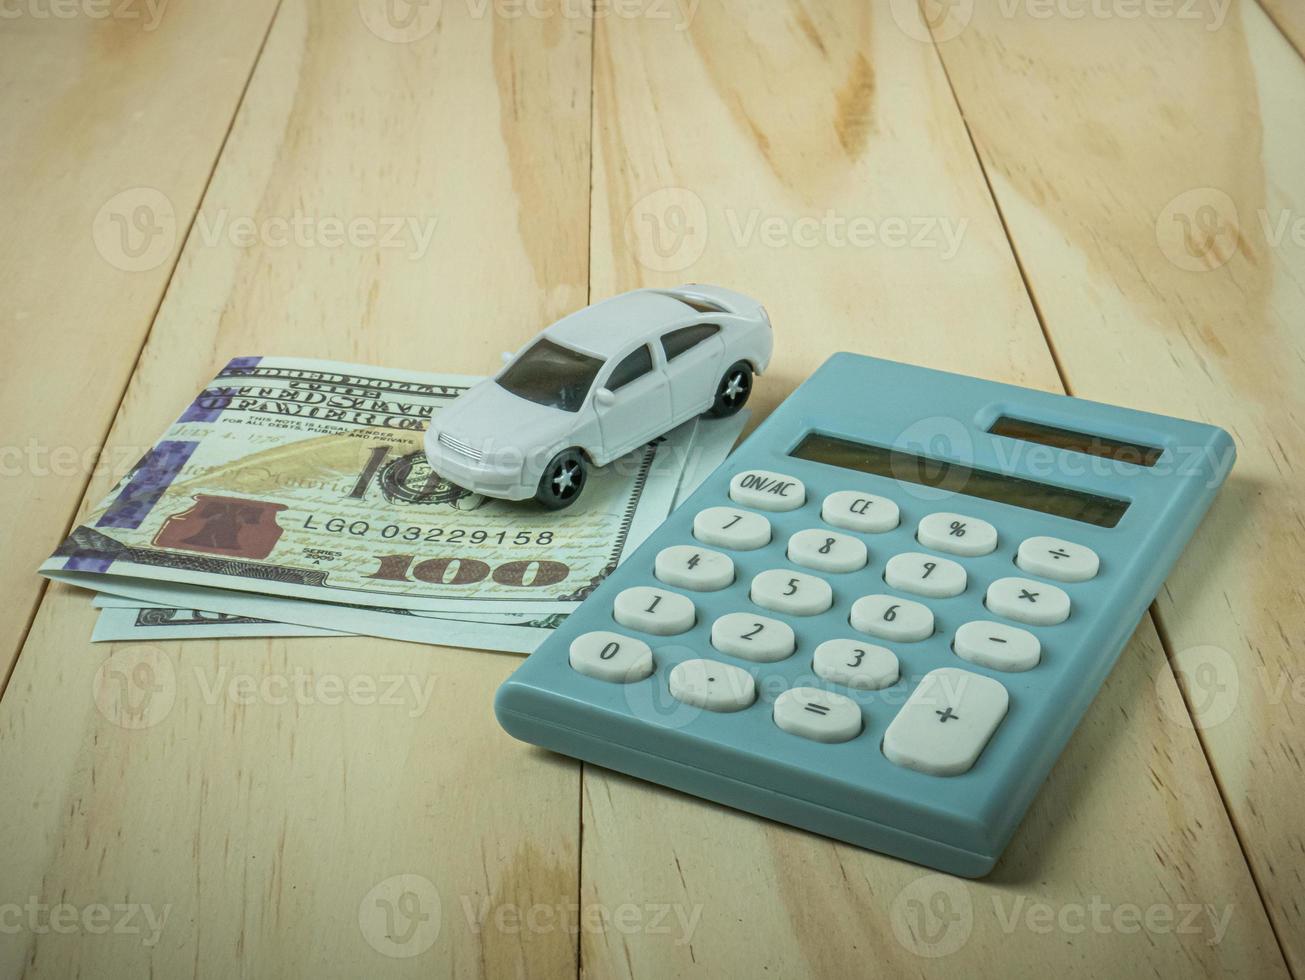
[40,357,746,654]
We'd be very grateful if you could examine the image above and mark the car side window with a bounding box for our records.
[606,344,654,391]
[661,323,720,361]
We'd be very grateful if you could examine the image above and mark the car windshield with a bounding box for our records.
[496,338,604,413]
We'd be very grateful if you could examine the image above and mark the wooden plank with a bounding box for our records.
[928,1,1305,971]
[1260,0,1305,56]
[582,2,1289,976]
[0,0,590,976]
[0,0,280,690]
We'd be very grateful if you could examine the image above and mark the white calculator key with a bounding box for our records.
[750,569,833,616]
[787,528,867,573]
[711,613,795,663]
[568,631,654,683]
[693,506,771,550]
[654,545,734,591]
[774,687,862,743]
[917,512,998,557]
[812,639,899,691]
[883,668,1010,776]
[613,586,695,636]
[728,469,806,512]
[1016,535,1100,583]
[821,490,900,533]
[884,552,967,598]
[849,594,934,642]
[986,576,1071,626]
[669,659,756,712]
[953,621,1041,672]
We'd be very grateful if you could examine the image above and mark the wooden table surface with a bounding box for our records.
[2,1,1302,977]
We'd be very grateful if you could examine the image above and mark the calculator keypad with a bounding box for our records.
[751,569,834,616]
[986,576,1071,626]
[812,639,899,690]
[787,528,867,573]
[569,631,654,683]
[1016,535,1100,582]
[711,612,795,663]
[693,506,772,550]
[669,659,756,712]
[884,552,967,598]
[729,469,806,511]
[883,668,1010,776]
[654,545,734,591]
[917,512,998,556]
[613,586,695,635]
[774,687,863,743]
[953,621,1041,672]
[850,594,934,641]
[821,490,900,533]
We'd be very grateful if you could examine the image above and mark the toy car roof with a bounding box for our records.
[543,289,704,359]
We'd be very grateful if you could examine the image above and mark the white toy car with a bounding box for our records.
[425,284,772,508]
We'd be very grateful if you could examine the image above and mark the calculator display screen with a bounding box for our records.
[988,416,1163,467]
[789,432,1129,527]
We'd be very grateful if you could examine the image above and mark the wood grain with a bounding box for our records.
[0,0,590,975]
[1260,0,1305,57]
[0,0,280,691]
[583,2,1288,976]
[929,1,1305,970]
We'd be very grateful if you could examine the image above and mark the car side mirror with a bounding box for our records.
[500,351,514,364]
[594,387,616,407]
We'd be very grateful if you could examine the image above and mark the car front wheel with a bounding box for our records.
[535,449,588,509]
[705,361,753,418]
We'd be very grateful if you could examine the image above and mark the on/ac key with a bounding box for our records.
[729,469,806,512]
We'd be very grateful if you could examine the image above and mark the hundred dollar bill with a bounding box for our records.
[85,411,748,650]
[43,356,692,616]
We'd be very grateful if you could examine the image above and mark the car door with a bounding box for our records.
[660,322,725,420]
[593,343,671,460]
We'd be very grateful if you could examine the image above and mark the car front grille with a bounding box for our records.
[438,431,484,462]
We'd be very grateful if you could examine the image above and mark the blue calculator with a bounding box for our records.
[495,353,1234,876]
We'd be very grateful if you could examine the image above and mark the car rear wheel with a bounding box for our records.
[535,449,588,509]
[705,361,753,418]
